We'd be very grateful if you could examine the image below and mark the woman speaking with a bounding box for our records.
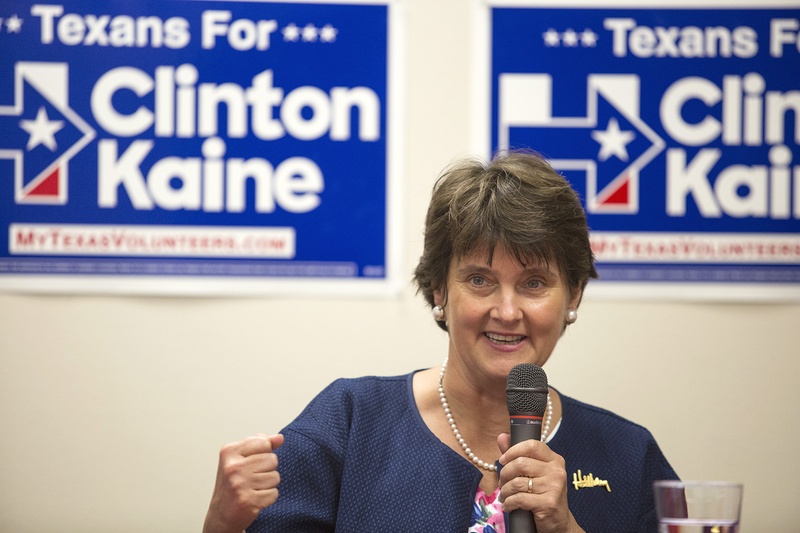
[203,150,679,533]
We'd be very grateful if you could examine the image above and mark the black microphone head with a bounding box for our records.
[506,363,549,416]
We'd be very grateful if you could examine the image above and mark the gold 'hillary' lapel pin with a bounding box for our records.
[572,470,611,492]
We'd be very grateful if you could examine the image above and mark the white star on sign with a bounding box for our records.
[580,29,598,47]
[301,23,318,42]
[20,106,64,151]
[562,29,579,47]
[591,117,635,162]
[6,14,23,33]
[319,24,337,43]
[543,28,560,47]
[282,23,300,42]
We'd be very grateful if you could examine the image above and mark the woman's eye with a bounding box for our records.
[526,279,541,289]
[469,275,485,286]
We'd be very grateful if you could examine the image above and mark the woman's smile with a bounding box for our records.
[484,332,526,346]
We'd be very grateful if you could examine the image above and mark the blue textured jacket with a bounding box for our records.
[247,372,678,532]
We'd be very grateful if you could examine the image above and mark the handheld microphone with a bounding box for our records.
[506,363,549,533]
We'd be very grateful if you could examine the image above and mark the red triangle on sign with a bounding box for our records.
[27,167,60,197]
[599,176,629,206]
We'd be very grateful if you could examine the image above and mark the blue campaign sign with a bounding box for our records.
[485,1,800,300]
[0,0,402,295]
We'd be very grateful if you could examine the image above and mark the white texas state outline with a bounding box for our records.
[0,62,96,205]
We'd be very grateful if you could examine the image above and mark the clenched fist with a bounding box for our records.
[203,434,284,533]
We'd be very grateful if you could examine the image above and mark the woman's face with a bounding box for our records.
[435,245,581,385]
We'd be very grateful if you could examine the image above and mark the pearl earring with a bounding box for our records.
[566,308,578,324]
[432,305,445,321]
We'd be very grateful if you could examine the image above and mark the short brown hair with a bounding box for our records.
[413,150,597,330]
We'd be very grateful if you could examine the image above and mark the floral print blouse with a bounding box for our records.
[469,486,505,533]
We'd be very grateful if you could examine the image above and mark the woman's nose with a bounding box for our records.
[490,287,522,322]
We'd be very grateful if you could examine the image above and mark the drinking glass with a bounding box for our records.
[653,480,743,533]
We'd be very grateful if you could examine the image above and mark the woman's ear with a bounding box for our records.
[568,286,584,311]
[433,289,444,308]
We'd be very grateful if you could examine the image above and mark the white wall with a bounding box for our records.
[1,2,798,531]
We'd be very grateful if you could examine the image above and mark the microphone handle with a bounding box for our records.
[509,510,536,533]
[508,417,541,533]
[509,419,541,445]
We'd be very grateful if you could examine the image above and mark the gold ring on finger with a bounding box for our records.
[527,477,534,494]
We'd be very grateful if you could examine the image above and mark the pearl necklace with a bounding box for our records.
[438,358,553,472]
